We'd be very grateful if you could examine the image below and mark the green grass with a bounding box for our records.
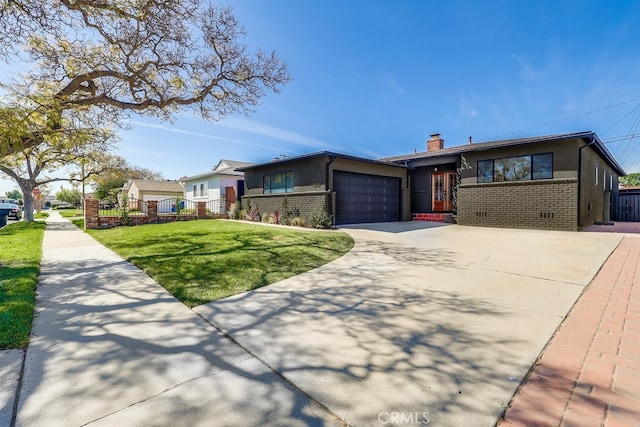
[87,220,354,307]
[0,221,45,349]
[58,209,83,218]
[34,212,49,219]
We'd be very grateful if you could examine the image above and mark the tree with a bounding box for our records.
[0,129,114,221]
[88,154,164,203]
[0,1,290,157]
[620,172,640,186]
[4,189,21,201]
[56,186,83,208]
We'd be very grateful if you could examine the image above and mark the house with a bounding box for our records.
[181,159,253,214]
[240,131,624,231]
[122,179,185,213]
[384,131,625,231]
[238,153,410,225]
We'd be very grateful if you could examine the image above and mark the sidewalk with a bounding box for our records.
[13,212,339,426]
[500,234,640,426]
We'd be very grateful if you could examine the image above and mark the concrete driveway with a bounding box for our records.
[194,222,622,426]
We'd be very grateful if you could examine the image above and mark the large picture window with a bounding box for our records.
[263,172,294,194]
[477,153,553,183]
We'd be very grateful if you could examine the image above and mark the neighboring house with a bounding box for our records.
[181,159,253,214]
[384,131,625,231]
[123,179,185,213]
[239,152,410,225]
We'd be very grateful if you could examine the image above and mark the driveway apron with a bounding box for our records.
[195,222,623,426]
[15,212,339,427]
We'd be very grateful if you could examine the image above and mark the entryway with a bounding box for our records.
[432,171,455,212]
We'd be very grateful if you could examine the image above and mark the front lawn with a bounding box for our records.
[57,208,83,218]
[0,222,45,349]
[87,220,354,307]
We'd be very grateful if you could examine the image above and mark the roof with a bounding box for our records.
[237,151,406,171]
[383,131,626,176]
[181,159,255,181]
[125,180,184,193]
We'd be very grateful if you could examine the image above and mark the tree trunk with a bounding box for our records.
[17,180,36,222]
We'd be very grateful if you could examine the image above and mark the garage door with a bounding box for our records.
[334,171,400,225]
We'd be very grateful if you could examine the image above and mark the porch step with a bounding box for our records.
[412,213,454,223]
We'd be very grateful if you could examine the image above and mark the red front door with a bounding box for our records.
[432,172,455,212]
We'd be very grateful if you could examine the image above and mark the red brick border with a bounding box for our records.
[500,236,640,426]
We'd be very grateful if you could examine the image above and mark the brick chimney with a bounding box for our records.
[427,133,444,152]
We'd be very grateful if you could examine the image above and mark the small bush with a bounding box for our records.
[269,211,280,224]
[311,208,332,229]
[262,213,271,223]
[228,202,241,219]
[290,217,305,227]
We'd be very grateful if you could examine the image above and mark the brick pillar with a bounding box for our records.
[197,202,207,219]
[84,199,99,229]
[148,200,158,223]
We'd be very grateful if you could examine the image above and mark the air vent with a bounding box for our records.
[540,212,555,219]
[475,212,487,217]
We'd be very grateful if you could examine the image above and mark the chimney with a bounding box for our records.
[468,136,473,144]
[427,133,444,152]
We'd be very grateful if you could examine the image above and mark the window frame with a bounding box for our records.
[476,152,553,183]
[263,171,294,194]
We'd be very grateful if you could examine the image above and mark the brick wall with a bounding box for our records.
[84,200,228,229]
[242,191,331,226]
[457,178,579,231]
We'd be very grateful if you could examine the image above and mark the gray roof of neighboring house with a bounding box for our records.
[181,159,255,181]
[124,180,184,192]
[383,131,626,176]
[237,151,406,171]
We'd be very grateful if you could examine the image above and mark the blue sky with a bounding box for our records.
[2,0,640,196]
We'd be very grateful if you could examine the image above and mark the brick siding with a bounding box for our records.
[242,191,332,226]
[456,178,579,231]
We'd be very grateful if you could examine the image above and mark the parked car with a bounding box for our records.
[6,203,22,220]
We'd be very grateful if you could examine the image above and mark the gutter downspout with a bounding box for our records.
[577,135,596,229]
[326,155,335,226]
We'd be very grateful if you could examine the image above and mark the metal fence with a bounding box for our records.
[157,198,197,215]
[98,198,148,216]
[206,199,227,215]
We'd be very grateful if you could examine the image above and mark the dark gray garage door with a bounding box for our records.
[334,171,400,225]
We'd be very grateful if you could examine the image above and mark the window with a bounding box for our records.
[495,156,531,181]
[263,172,294,194]
[477,160,494,183]
[595,163,599,186]
[532,153,553,179]
[477,153,553,183]
[604,171,606,189]
[200,183,206,197]
[193,184,197,197]
[610,174,613,191]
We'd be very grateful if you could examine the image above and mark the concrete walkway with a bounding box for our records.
[194,222,623,426]
[500,234,640,426]
[3,213,636,426]
[12,212,339,426]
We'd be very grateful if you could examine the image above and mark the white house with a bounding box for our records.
[181,159,254,214]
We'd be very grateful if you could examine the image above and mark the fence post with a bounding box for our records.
[197,202,206,219]
[148,200,158,223]
[84,199,99,229]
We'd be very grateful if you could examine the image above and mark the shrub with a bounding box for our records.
[290,217,305,227]
[247,206,260,222]
[269,210,280,224]
[228,202,241,219]
[311,208,332,229]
